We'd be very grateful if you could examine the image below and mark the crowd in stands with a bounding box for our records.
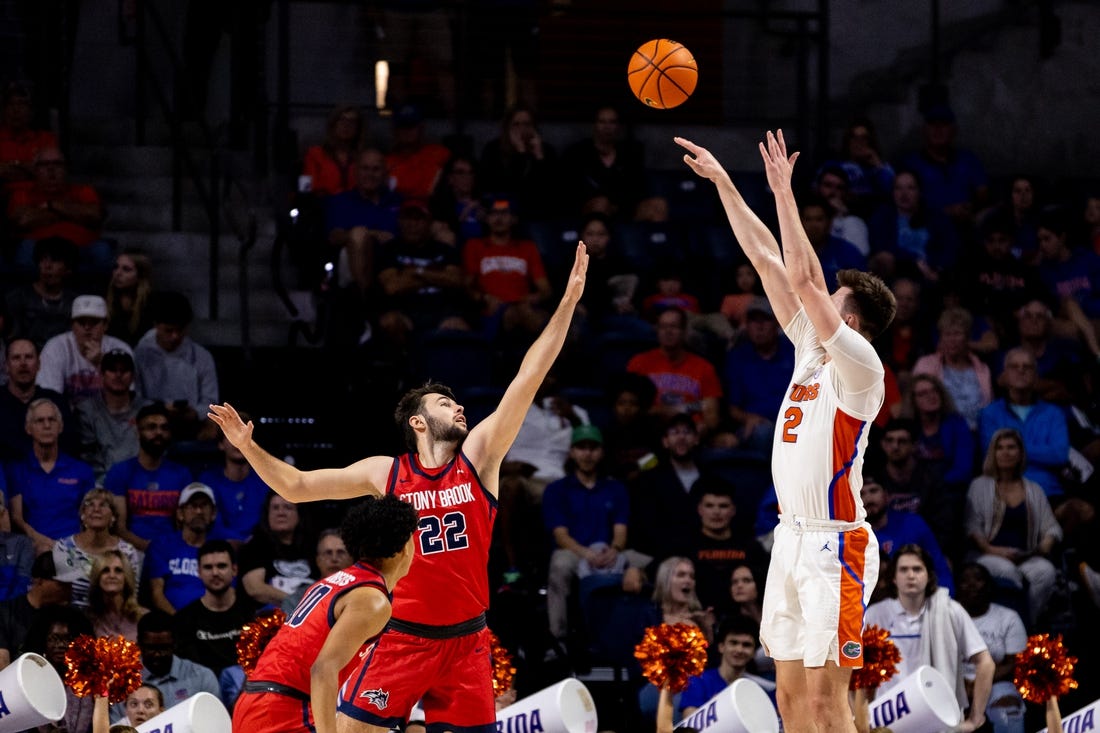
[3,50,1100,730]
[280,94,1100,730]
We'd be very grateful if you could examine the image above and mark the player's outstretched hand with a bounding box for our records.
[758,129,799,196]
[674,136,730,185]
[207,402,254,449]
[563,242,589,304]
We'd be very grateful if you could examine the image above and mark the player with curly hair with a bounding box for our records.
[231,494,419,733]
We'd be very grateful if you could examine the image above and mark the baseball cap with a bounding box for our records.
[71,295,108,320]
[394,103,423,128]
[48,547,86,584]
[571,424,603,446]
[746,297,775,318]
[178,482,216,507]
[101,350,135,373]
[486,195,514,213]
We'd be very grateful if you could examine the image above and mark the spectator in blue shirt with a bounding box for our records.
[105,403,193,551]
[898,104,988,229]
[1035,212,1100,359]
[324,147,401,294]
[542,425,648,648]
[679,615,776,720]
[0,489,34,601]
[978,347,1069,497]
[198,417,270,543]
[797,194,866,290]
[899,373,975,491]
[8,398,94,554]
[146,483,223,614]
[722,297,794,456]
[861,473,954,594]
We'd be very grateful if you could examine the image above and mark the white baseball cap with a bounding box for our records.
[178,482,216,507]
[71,295,108,320]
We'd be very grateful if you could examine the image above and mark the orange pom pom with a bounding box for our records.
[850,625,902,691]
[1015,633,1078,703]
[634,623,708,693]
[489,631,516,698]
[237,609,287,676]
[64,635,143,702]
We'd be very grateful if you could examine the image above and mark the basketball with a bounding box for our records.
[627,39,698,110]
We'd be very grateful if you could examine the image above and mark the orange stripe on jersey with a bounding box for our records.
[827,411,867,521]
[837,526,869,668]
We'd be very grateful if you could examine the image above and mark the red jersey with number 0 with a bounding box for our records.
[249,562,390,694]
[386,450,497,626]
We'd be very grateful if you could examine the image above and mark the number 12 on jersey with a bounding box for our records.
[418,512,469,554]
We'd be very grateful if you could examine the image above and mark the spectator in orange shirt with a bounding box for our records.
[463,197,552,340]
[628,307,723,434]
[0,83,58,185]
[385,104,450,200]
[7,147,110,275]
[301,105,364,197]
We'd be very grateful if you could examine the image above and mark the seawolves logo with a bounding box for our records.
[360,688,389,710]
[841,641,862,659]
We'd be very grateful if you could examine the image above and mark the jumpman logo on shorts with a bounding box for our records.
[820,541,831,552]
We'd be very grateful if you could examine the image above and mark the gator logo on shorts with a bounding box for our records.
[360,688,389,710]
[841,641,862,659]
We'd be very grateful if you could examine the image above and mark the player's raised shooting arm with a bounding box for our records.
[464,244,588,471]
[759,130,843,341]
[675,136,799,327]
[311,588,391,733]
[208,403,391,501]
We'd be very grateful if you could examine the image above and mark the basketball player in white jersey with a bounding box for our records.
[676,130,899,733]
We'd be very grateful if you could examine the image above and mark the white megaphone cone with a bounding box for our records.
[496,678,598,733]
[673,677,779,733]
[868,665,962,732]
[0,653,66,732]
[135,691,230,733]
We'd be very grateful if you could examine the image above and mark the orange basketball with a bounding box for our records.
[627,39,698,110]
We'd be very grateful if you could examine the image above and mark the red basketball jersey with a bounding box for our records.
[249,562,390,694]
[386,450,497,626]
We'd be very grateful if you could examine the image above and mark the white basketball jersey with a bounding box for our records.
[771,309,884,522]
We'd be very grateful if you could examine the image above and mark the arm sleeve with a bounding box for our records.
[1003,610,1028,655]
[198,663,222,697]
[822,322,885,397]
[1026,406,1069,469]
[34,339,65,393]
[954,603,990,659]
[1030,483,1063,543]
[541,482,568,532]
[678,673,711,711]
[780,308,815,355]
[523,242,547,282]
[145,541,168,580]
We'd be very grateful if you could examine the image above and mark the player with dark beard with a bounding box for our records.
[209,244,588,733]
